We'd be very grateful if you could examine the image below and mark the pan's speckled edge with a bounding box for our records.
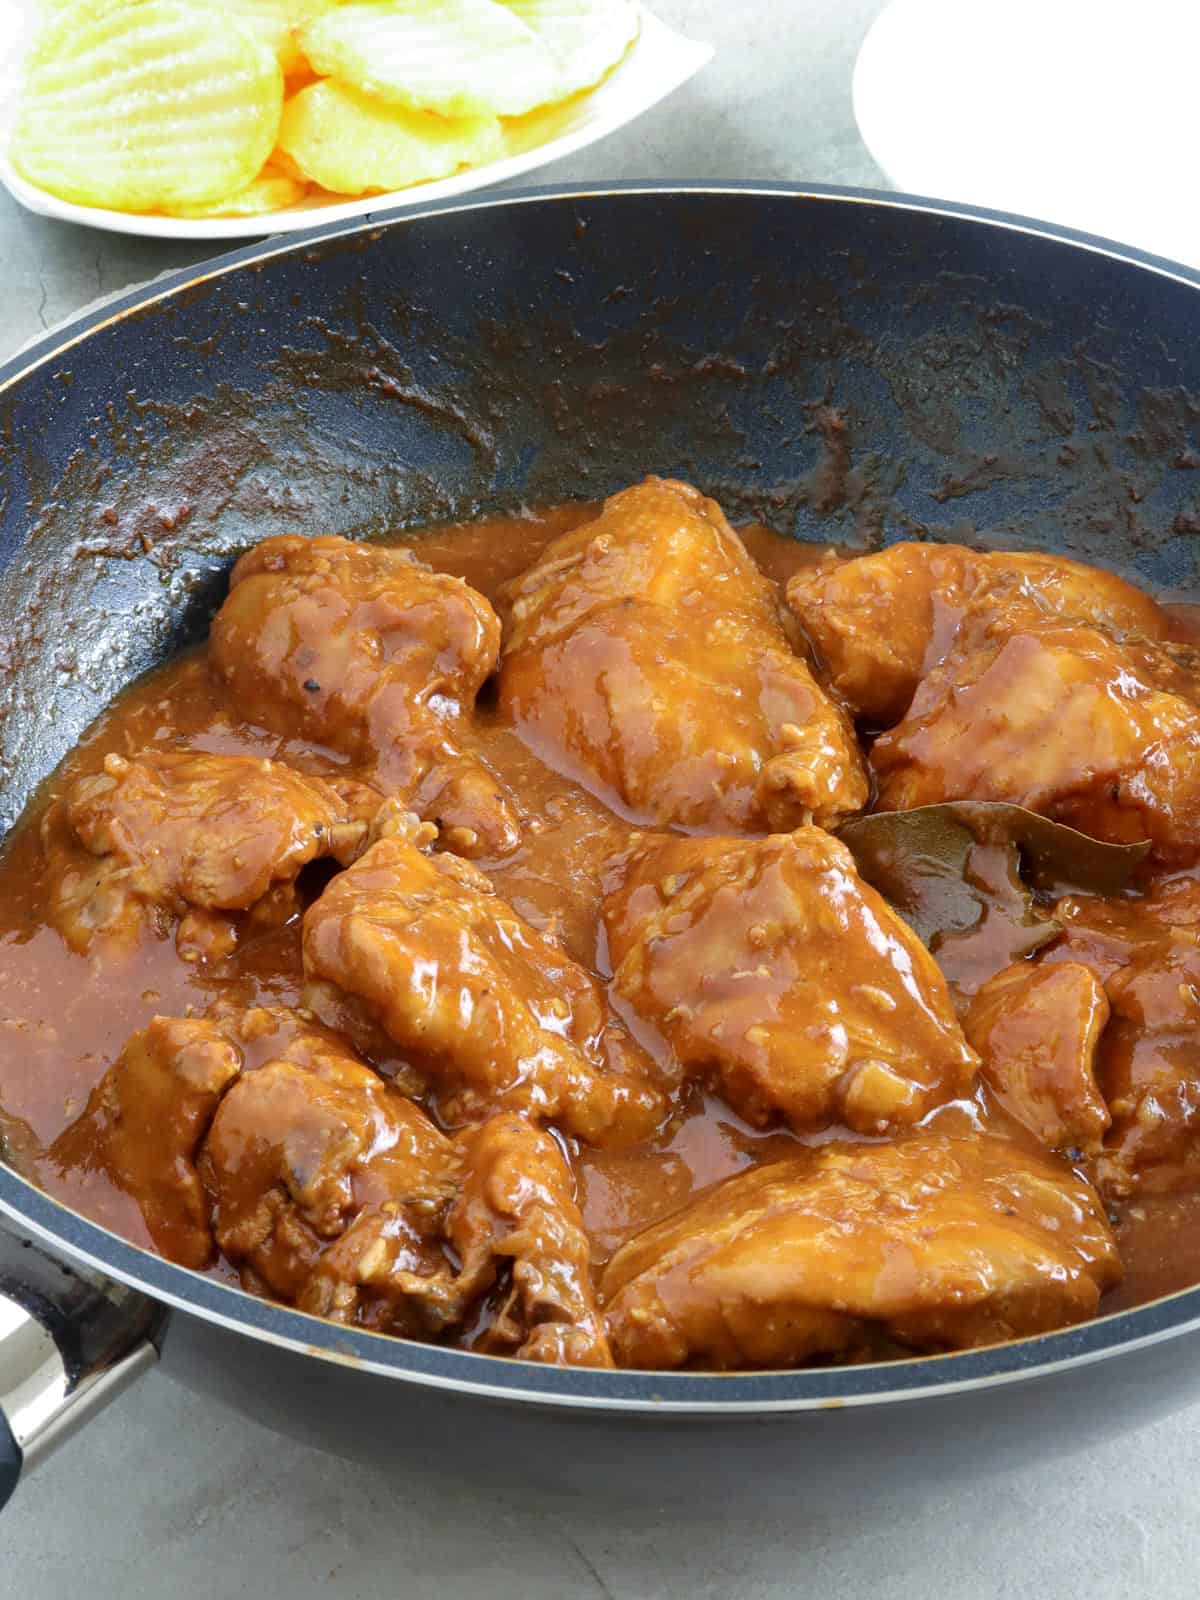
[4,181,1200,1415]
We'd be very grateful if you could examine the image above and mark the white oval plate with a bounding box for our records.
[0,2,711,240]
[854,0,1200,270]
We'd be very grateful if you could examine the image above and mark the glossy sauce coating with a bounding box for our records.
[500,478,868,832]
[602,826,978,1136]
[0,508,1195,1323]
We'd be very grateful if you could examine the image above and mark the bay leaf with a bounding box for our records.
[945,801,1152,898]
[838,802,1149,997]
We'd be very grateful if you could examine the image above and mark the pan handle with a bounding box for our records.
[0,1224,163,1510]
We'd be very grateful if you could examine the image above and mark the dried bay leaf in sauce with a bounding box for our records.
[838,802,1150,999]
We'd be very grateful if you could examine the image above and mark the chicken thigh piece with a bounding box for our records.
[46,750,378,961]
[201,1046,466,1333]
[498,477,867,832]
[210,534,520,858]
[50,1006,385,1270]
[786,542,1165,727]
[447,1114,612,1367]
[1046,878,1200,1197]
[871,621,1200,864]
[602,827,978,1136]
[205,1075,611,1359]
[303,833,668,1145]
[965,962,1112,1155]
[51,1016,243,1270]
[602,1130,1120,1370]
[57,1002,611,1360]
[202,1016,609,1353]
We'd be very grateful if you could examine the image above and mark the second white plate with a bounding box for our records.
[854,0,1200,270]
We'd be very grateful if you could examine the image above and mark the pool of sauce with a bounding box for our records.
[0,508,1192,1311]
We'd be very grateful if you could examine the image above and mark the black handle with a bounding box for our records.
[0,1407,20,1513]
[0,1225,162,1507]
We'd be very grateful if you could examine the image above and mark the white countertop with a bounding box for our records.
[2,3,1198,1594]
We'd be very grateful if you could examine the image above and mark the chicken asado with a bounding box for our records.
[786,540,1166,728]
[7,475,1200,1373]
[210,533,521,859]
[55,1005,608,1360]
[302,812,667,1145]
[602,826,977,1136]
[499,477,868,832]
[602,1129,1120,1370]
[44,750,381,962]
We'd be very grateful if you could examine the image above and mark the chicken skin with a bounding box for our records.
[446,1114,611,1367]
[198,1020,609,1355]
[45,750,378,962]
[1046,878,1200,1197]
[210,533,520,859]
[499,477,867,832]
[50,1007,386,1270]
[51,1015,243,1270]
[201,1044,465,1333]
[786,541,1165,727]
[602,827,978,1136]
[54,1005,609,1361]
[602,1130,1120,1369]
[303,831,667,1145]
[292,1111,610,1360]
[871,621,1200,864]
[965,962,1112,1155]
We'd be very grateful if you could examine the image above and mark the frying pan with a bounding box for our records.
[3,184,1200,1514]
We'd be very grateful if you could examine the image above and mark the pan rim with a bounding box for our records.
[4,179,1200,1413]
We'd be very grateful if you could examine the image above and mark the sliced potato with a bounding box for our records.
[163,161,308,218]
[11,0,284,212]
[298,0,561,117]
[278,77,503,195]
[503,0,638,94]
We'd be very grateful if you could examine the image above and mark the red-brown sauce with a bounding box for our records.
[0,509,1191,1313]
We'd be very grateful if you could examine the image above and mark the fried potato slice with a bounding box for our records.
[504,0,638,94]
[163,161,309,218]
[298,0,561,117]
[278,78,504,196]
[11,0,284,212]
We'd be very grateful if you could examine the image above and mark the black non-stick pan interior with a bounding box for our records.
[3,186,1200,836]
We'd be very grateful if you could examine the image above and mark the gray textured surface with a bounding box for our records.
[1,1,1197,1595]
